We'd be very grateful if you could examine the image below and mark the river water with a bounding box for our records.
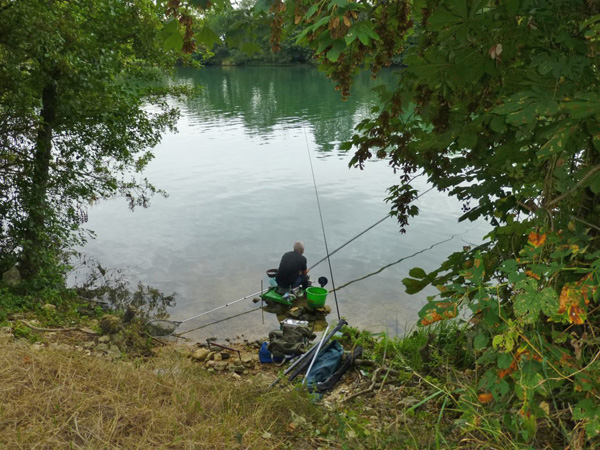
[75,66,489,340]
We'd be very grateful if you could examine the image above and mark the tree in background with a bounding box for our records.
[197,0,312,65]
[258,0,600,446]
[0,0,183,283]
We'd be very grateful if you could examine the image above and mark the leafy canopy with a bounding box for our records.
[254,0,600,446]
[162,1,600,443]
[0,0,183,280]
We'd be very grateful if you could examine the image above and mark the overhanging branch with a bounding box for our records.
[545,164,600,209]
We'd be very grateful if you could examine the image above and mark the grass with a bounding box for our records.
[0,340,322,449]
[0,283,549,449]
[0,324,481,449]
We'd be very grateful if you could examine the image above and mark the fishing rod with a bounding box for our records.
[303,323,331,386]
[329,229,473,293]
[309,186,435,271]
[144,210,402,337]
[308,214,389,271]
[269,319,347,388]
[146,288,267,337]
[304,128,341,320]
[175,306,263,337]
[146,184,437,336]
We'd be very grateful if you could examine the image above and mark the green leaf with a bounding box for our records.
[402,277,429,294]
[489,115,506,133]
[240,42,262,56]
[537,127,570,158]
[428,5,463,30]
[473,333,489,350]
[463,254,485,284]
[316,34,334,54]
[535,98,560,116]
[164,31,184,52]
[160,18,183,51]
[458,132,477,149]
[506,104,536,126]
[331,0,347,8]
[513,279,559,324]
[313,15,331,30]
[253,0,272,13]
[189,0,213,9]
[196,26,221,48]
[497,352,513,369]
[573,398,600,437]
[304,4,318,20]
[562,98,600,119]
[492,335,503,349]
[589,172,600,194]
[353,22,379,45]
[408,267,427,279]
[326,40,346,62]
[492,94,532,115]
[160,17,179,37]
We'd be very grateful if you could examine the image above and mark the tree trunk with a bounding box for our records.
[20,82,57,280]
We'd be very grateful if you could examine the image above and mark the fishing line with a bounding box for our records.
[331,229,473,293]
[304,128,341,321]
[147,171,436,334]
[168,229,469,337]
[309,185,435,271]
[176,306,263,337]
[146,289,267,336]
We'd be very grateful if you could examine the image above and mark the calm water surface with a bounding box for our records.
[77,66,489,340]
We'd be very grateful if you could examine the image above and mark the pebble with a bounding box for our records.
[191,348,211,362]
[107,345,121,359]
[96,343,110,352]
[229,365,246,374]
[214,362,228,371]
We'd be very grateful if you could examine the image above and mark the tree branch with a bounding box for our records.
[545,164,600,208]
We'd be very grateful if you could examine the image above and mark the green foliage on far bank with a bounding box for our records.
[199,1,314,66]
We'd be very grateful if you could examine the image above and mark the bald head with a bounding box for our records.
[293,241,305,254]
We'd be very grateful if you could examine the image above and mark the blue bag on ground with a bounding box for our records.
[259,341,273,363]
[259,341,284,363]
[305,340,344,390]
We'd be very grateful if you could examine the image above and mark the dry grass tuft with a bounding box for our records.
[0,342,320,449]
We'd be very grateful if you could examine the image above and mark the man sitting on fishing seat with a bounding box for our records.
[275,241,309,292]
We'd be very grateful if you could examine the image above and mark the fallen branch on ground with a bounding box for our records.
[19,321,98,335]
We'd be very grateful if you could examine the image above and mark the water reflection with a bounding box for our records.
[176,66,394,153]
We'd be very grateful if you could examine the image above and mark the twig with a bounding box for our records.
[145,332,167,346]
[20,320,98,334]
[546,164,600,208]
[343,367,381,403]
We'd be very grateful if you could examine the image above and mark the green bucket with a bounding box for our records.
[306,287,328,308]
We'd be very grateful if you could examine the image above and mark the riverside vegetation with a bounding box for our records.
[0,283,506,449]
[3,1,600,448]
